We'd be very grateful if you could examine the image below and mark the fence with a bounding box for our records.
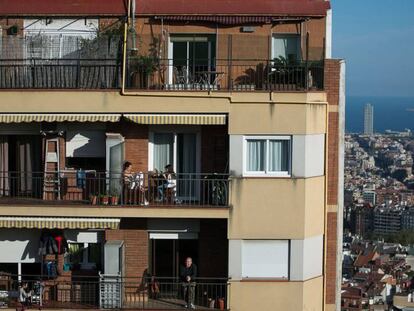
[126,58,324,91]
[0,275,229,310]
[0,172,230,207]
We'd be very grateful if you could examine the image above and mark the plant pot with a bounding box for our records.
[101,196,109,205]
[90,195,98,205]
[110,196,119,206]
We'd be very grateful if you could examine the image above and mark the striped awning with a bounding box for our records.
[124,114,227,125]
[0,114,121,123]
[0,217,120,229]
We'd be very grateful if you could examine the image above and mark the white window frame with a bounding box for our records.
[242,135,292,177]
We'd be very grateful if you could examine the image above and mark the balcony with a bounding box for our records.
[0,275,229,310]
[0,172,230,208]
[0,35,324,91]
[126,58,324,92]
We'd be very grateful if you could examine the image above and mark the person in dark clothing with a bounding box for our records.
[180,257,197,309]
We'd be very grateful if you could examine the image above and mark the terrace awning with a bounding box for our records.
[0,217,120,229]
[0,114,122,123]
[124,114,227,125]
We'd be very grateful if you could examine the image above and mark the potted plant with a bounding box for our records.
[129,54,158,89]
[109,193,119,206]
[100,194,109,206]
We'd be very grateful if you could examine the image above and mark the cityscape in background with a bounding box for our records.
[342,98,414,309]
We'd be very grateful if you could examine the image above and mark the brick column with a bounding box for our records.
[105,229,149,278]
[324,59,345,310]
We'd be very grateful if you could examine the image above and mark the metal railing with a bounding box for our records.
[126,58,324,92]
[0,172,230,207]
[0,274,229,310]
[0,59,122,89]
[0,58,324,91]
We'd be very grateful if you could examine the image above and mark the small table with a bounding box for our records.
[196,71,224,90]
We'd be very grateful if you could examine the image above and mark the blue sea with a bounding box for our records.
[346,96,414,133]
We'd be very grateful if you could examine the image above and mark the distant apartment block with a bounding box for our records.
[0,0,344,310]
[364,103,374,135]
[374,209,401,235]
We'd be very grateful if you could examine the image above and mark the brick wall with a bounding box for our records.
[135,17,326,61]
[324,59,342,305]
[108,121,149,173]
[105,227,149,279]
[325,212,338,304]
[201,125,228,173]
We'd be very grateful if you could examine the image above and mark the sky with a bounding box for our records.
[332,0,414,97]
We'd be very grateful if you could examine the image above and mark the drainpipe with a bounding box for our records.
[131,0,137,54]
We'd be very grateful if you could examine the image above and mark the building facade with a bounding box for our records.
[363,103,374,135]
[0,0,344,310]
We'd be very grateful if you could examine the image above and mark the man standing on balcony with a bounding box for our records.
[180,257,197,309]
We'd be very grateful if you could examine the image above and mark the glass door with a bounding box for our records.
[177,133,198,201]
[169,35,216,86]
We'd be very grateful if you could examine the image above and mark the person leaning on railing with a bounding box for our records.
[180,257,197,309]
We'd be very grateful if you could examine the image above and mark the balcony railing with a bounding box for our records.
[0,275,229,310]
[0,59,122,89]
[126,58,324,92]
[0,172,230,208]
[0,58,324,91]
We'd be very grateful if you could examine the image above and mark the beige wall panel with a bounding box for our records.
[229,103,326,135]
[229,276,323,311]
[228,176,324,239]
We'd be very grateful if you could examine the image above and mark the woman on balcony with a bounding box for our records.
[157,164,176,203]
[122,161,148,206]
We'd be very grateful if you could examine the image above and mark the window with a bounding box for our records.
[241,240,289,279]
[272,34,301,63]
[244,136,291,177]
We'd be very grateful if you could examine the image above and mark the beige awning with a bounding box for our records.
[0,217,120,229]
[124,114,227,125]
[0,114,121,123]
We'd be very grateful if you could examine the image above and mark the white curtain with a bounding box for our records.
[269,140,289,172]
[153,133,174,171]
[273,36,300,61]
[247,140,265,172]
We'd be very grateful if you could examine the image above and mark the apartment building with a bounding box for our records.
[0,0,344,310]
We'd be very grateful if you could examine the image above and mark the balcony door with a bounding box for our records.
[168,35,216,85]
[150,131,200,201]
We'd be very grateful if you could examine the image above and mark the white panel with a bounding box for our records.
[229,135,243,176]
[292,134,325,178]
[66,130,106,158]
[149,232,198,240]
[65,230,103,244]
[241,240,289,279]
[325,9,333,59]
[0,229,41,263]
[290,235,323,281]
[228,240,242,281]
[24,19,98,37]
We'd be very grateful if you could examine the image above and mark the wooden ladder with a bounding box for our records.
[43,138,61,200]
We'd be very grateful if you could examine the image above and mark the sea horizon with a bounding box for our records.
[346,95,414,133]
